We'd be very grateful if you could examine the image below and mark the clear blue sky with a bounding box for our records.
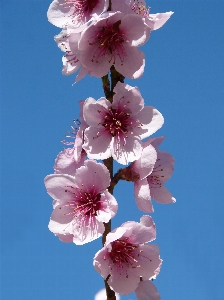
[1,1,224,299]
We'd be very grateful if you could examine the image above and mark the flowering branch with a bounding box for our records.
[45,1,175,299]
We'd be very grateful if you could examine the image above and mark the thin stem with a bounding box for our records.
[104,280,116,300]
[102,219,111,246]
[108,0,112,11]
[102,157,113,246]
[110,66,125,92]
[102,74,113,102]
[103,157,114,193]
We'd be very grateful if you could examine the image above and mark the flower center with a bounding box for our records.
[109,238,138,268]
[90,19,127,64]
[64,186,102,217]
[102,107,131,137]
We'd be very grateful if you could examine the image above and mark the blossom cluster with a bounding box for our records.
[45,1,174,299]
[48,0,173,83]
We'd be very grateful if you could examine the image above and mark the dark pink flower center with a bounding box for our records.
[109,238,138,268]
[62,0,98,20]
[102,107,131,137]
[90,20,127,64]
[64,186,102,218]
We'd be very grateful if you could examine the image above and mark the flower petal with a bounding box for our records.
[151,185,176,204]
[83,127,112,160]
[72,218,105,245]
[131,144,157,180]
[105,227,129,246]
[54,147,85,175]
[146,12,174,31]
[143,136,165,149]
[133,244,162,279]
[134,179,154,213]
[94,248,111,278]
[156,150,175,182]
[138,107,164,139]
[140,215,154,228]
[115,46,145,79]
[74,160,111,192]
[56,233,74,243]
[83,97,110,127]
[112,135,142,165]
[135,280,161,300]
[113,82,144,115]
[120,13,148,47]
[122,219,156,244]
[96,190,118,223]
[108,267,139,295]
[45,174,76,204]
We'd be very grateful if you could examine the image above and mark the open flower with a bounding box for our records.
[47,0,109,30]
[147,138,175,202]
[94,216,162,295]
[45,160,118,244]
[123,137,176,212]
[78,11,149,78]
[83,82,163,164]
[112,0,173,32]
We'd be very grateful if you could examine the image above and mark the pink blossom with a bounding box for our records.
[54,29,89,83]
[47,0,109,30]
[112,0,173,31]
[135,280,161,300]
[94,288,120,300]
[126,137,176,212]
[45,160,118,244]
[147,138,176,203]
[94,216,162,295]
[78,11,149,78]
[83,82,164,164]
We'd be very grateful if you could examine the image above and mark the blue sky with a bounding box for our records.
[1,1,224,299]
